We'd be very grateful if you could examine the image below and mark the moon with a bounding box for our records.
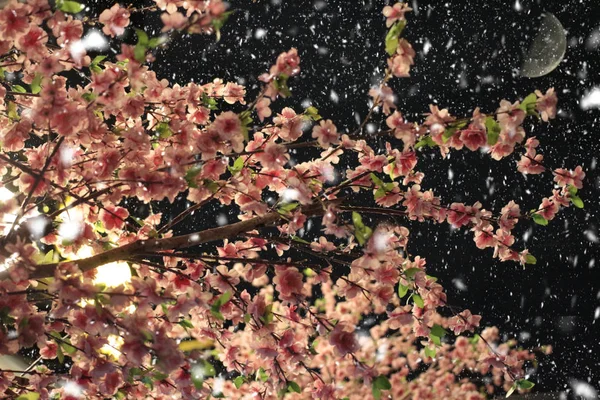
[520,13,567,78]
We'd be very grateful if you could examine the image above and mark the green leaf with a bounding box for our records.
[156,122,172,139]
[352,212,365,230]
[518,93,538,115]
[233,376,245,389]
[134,44,147,63]
[525,254,537,265]
[412,293,425,308]
[216,291,232,306]
[414,136,437,149]
[412,293,424,308]
[372,375,392,400]
[374,188,386,200]
[153,371,169,381]
[30,74,42,94]
[567,185,578,196]
[210,291,232,320]
[91,55,107,65]
[291,235,311,245]
[424,346,436,358]
[82,92,97,102]
[430,324,448,338]
[212,11,233,32]
[61,339,77,355]
[148,37,166,48]
[135,29,149,46]
[485,116,501,146]
[56,342,64,363]
[273,74,292,97]
[239,110,253,127]
[287,381,301,393]
[191,374,204,390]
[57,0,84,13]
[385,20,407,56]
[398,283,409,298]
[517,379,535,390]
[570,195,584,209]
[532,213,548,226]
[202,179,220,194]
[210,309,224,320]
[355,225,372,246]
[203,360,216,377]
[16,393,40,400]
[278,202,299,213]
[470,334,480,345]
[429,324,448,346]
[260,303,274,325]
[257,367,269,382]
[184,165,202,188]
[202,92,218,110]
[178,319,194,329]
[442,126,458,143]
[370,173,386,189]
[7,101,19,120]
[11,84,27,93]
[305,106,322,121]
[403,267,421,279]
[505,383,517,398]
[228,156,245,175]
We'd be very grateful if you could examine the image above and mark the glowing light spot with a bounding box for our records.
[94,261,132,288]
[63,380,84,398]
[282,188,300,202]
[99,334,124,359]
[0,187,14,201]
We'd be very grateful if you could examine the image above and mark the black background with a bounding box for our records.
[89,0,600,396]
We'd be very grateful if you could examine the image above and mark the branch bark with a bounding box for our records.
[0,202,330,281]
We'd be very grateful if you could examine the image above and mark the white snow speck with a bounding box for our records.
[513,0,523,11]
[254,28,267,39]
[282,188,300,202]
[452,278,467,291]
[585,27,600,50]
[584,229,599,243]
[580,87,600,110]
[570,379,597,399]
[423,40,432,55]
[330,90,339,103]
[216,214,228,226]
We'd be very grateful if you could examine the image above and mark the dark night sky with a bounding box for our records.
[92,0,600,396]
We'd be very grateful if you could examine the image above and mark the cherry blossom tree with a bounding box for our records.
[0,1,585,399]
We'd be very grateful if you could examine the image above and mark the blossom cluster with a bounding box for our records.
[0,1,581,399]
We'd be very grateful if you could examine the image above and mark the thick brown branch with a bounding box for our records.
[0,202,330,281]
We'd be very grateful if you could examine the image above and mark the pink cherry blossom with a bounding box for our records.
[329,322,359,356]
[161,11,188,32]
[460,122,487,151]
[312,119,340,148]
[449,309,482,335]
[0,2,30,39]
[100,206,130,230]
[382,2,412,27]
[99,4,131,37]
[553,166,585,189]
[535,87,557,122]
[388,39,415,77]
[273,265,304,302]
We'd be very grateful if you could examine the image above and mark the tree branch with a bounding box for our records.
[0,202,330,281]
